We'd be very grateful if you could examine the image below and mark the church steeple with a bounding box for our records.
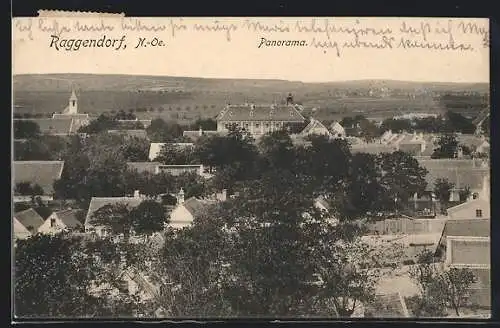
[68,88,78,114]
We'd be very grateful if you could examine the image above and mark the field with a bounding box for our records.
[13,74,489,123]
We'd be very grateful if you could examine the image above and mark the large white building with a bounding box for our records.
[216,96,305,137]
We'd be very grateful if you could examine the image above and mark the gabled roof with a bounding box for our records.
[13,161,65,195]
[85,197,143,227]
[181,197,215,219]
[364,293,410,318]
[14,208,44,231]
[217,104,305,122]
[108,129,148,139]
[148,143,165,161]
[300,119,331,136]
[447,198,490,215]
[457,134,487,149]
[127,162,161,174]
[53,209,83,229]
[417,159,489,191]
[329,121,345,132]
[13,118,74,135]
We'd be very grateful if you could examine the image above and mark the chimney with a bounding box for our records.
[199,126,203,136]
[177,188,185,205]
[134,190,140,198]
[286,93,294,106]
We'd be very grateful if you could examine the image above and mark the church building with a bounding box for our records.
[52,88,90,131]
[216,94,306,137]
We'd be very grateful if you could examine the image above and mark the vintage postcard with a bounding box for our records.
[12,15,490,320]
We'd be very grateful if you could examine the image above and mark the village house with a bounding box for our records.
[38,209,83,235]
[329,121,346,139]
[216,94,305,137]
[417,158,490,202]
[446,174,490,220]
[168,188,220,229]
[299,118,333,138]
[116,119,152,129]
[127,162,210,178]
[84,196,144,237]
[13,161,65,202]
[435,218,490,308]
[13,208,45,240]
[148,142,194,161]
[13,118,75,136]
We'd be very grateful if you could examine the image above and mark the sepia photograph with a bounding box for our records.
[12,16,490,320]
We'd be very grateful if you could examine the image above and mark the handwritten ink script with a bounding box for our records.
[13,17,489,57]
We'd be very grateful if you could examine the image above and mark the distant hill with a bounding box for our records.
[12,74,489,122]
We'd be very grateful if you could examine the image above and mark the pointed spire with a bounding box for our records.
[70,89,77,100]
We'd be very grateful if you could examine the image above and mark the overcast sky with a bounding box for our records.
[12,17,490,83]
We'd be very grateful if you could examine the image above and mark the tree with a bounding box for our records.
[15,234,110,317]
[408,250,476,317]
[146,118,185,142]
[78,114,119,134]
[90,203,133,242]
[14,120,41,139]
[155,143,198,165]
[408,250,447,317]
[190,118,217,131]
[431,134,459,159]
[377,151,429,210]
[315,240,381,317]
[346,153,385,215]
[119,136,149,161]
[433,178,455,211]
[14,139,52,161]
[444,111,475,134]
[458,186,471,203]
[436,268,476,316]
[130,200,167,236]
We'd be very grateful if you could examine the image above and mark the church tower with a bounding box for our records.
[68,89,78,114]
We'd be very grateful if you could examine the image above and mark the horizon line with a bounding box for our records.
[12,72,490,85]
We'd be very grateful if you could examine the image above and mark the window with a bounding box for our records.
[255,123,260,128]
[476,209,483,218]
[50,218,56,228]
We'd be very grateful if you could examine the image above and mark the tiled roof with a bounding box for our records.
[182,197,215,219]
[351,143,396,154]
[300,119,331,136]
[108,129,148,139]
[417,159,489,190]
[13,161,64,195]
[127,162,161,174]
[14,118,75,135]
[217,104,305,122]
[457,135,487,149]
[148,142,195,161]
[54,209,83,229]
[364,293,410,318]
[52,113,89,120]
[441,219,490,238]
[85,197,143,227]
[14,208,45,231]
